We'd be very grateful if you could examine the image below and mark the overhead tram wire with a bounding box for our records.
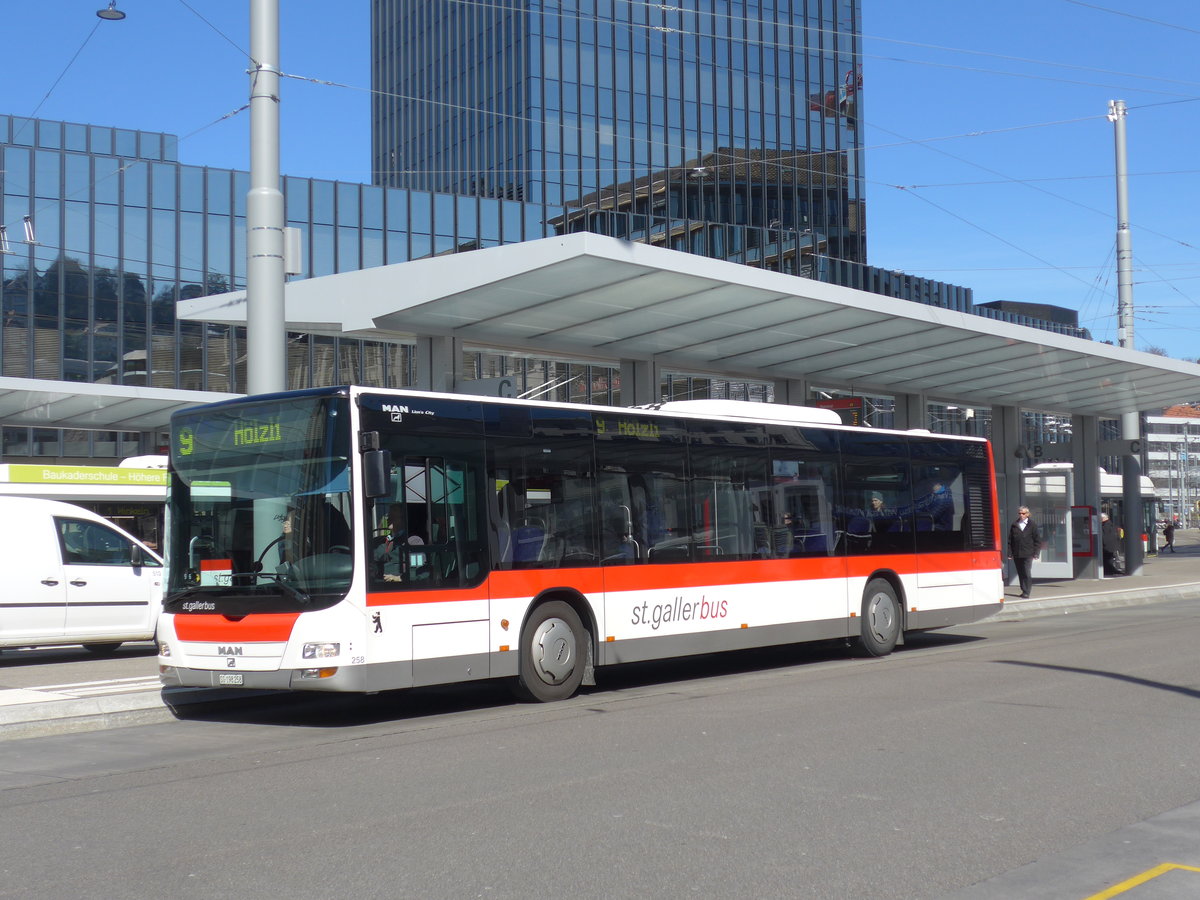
[345,3,1200,186]
[869,109,1200,286]
[175,0,254,63]
[900,169,1200,189]
[7,37,1189,294]
[13,18,103,144]
[888,185,1113,296]
[280,52,1200,295]
[444,0,1200,96]
[9,5,1195,298]
[304,1,1200,189]
[292,23,1183,189]
[1059,0,1200,37]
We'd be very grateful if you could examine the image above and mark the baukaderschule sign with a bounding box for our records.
[1,465,168,486]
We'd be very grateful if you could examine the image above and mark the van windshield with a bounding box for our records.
[164,394,352,614]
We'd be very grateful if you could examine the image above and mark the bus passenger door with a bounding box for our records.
[367,445,490,685]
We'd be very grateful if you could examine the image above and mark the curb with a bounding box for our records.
[0,685,283,743]
[988,581,1200,622]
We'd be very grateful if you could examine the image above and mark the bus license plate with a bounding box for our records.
[218,673,243,686]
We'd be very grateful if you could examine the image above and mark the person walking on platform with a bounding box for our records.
[1162,520,1176,553]
[1008,506,1041,599]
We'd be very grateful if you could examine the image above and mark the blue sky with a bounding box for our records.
[6,1,1200,360]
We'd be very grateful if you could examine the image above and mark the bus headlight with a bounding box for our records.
[302,642,340,659]
[159,641,171,658]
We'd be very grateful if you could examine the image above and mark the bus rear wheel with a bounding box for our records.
[515,601,587,702]
[859,579,901,657]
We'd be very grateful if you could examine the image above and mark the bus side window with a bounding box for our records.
[368,445,487,590]
[770,455,837,558]
[597,471,638,564]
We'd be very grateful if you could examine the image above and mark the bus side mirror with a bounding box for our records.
[363,449,393,498]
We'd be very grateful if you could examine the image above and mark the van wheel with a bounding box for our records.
[859,579,901,657]
[82,642,123,655]
[514,601,587,702]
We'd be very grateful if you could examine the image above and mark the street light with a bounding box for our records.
[96,2,127,20]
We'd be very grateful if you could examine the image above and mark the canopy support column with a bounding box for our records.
[773,378,808,408]
[415,336,461,394]
[620,360,661,406]
[893,393,927,431]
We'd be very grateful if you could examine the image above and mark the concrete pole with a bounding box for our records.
[1109,99,1143,575]
[247,0,287,394]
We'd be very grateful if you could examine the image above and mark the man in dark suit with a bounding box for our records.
[1008,506,1041,599]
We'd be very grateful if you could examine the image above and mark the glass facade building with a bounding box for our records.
[372,0,867,273]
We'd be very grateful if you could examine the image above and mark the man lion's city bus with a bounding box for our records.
[158,387,1002,701]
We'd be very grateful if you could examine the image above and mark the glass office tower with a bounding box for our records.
[372,0,867,271]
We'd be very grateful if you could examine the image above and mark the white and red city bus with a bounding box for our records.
[158,387,1003,701]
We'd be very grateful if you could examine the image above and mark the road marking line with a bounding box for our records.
[0,689,75,707]
[64,682,161,697]
[0,677,161,705]
[33,681,159,696]
[1085,862,1200,899]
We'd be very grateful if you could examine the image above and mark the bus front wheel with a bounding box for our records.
[859,579,901,657]
[515,601,587,702]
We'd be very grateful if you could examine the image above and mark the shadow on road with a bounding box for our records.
[167,631,985,729]
[0,642,157,668]
[994,658,1200,700]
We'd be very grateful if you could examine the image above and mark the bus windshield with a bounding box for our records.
[165,393,353,613]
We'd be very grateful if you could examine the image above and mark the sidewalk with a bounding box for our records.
[992,527,1200,620]
[1,533,1197,742]
[0,678,281,742]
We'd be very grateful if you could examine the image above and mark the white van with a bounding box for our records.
[0,496,163,653]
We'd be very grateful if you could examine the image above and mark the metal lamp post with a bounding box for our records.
[246,0,287,394]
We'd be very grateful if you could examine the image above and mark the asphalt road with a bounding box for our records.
[2,599,1200,899]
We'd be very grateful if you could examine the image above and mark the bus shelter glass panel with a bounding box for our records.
[1026,469,1073,579]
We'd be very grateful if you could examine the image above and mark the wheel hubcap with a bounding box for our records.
[531,617,577,684]
[868,593,895,641]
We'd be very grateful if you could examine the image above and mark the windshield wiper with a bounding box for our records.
[171,572,312,606]
[238,570,312,605]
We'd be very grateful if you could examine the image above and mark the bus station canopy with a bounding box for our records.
[180,232,1200,418]
[0,377,238,432]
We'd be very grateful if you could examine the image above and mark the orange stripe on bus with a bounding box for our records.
[490,568,606,595]
[367,586,488,606]
[366,551,998,606]
[174,613,299,642]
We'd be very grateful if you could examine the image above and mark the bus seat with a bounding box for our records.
[843,516,871,551]
[649,543,691,563]
[512,522,546,563]
[771,526,793,557]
